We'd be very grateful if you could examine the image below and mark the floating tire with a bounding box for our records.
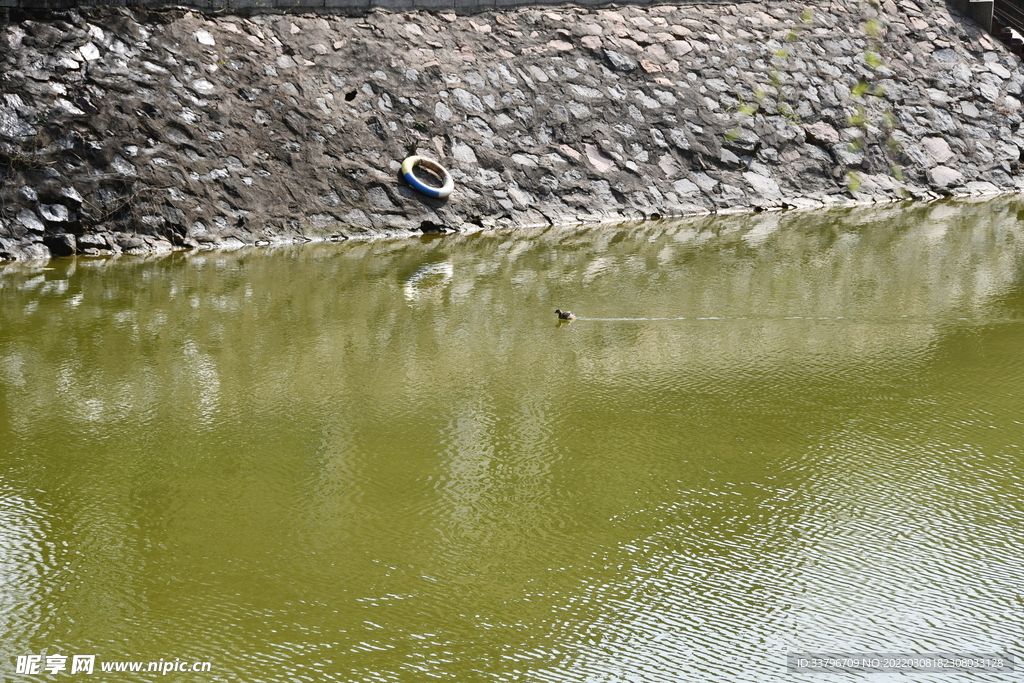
[401,156,454,199]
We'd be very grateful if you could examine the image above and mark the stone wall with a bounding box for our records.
[2,0,748,17]
[1,0,1022,260]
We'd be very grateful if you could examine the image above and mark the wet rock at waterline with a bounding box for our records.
[2,0,1024,260]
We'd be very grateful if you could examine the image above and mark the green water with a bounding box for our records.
[1,199,1023,682]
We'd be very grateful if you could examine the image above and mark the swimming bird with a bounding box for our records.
[555,309,576,320]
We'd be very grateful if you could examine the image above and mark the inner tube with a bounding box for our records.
[402,156,454,199]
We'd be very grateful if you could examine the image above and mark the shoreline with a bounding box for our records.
[2,190,1018,271]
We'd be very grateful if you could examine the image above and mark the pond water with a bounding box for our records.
[1,199,1023,682]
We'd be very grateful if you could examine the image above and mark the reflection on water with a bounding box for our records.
[1,199,1023,681]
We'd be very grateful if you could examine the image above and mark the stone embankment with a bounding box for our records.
[1,0,1022,260]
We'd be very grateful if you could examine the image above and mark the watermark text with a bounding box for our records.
[15,655,211,676]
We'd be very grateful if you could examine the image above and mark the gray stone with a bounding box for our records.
[933,48,958,64]
[691,172,719,192]
[673,178,700,197]
[922,137,954,164]
[901,143,933,169]
[569,84,603,99]
[927,165,965,188]
[0,107,36,141]
[720,148,741,167]
[995,140,1019,160]
[434,101,453,122]
[952,63,972,86]
[743,172,782,199]
[111,155,136,176]
[466,117,494,138]
[511,153,539,167]
[832,143,864,167]
[78,42,100,61]
[61,186,84,203]
[19,186,38,202]
[452,142,477,164]
[965,180,1000,194]
[667,129,690,151]
[452,88,484,113]
[959,100,980,118]
[978,83,1000,102]
[366,187,395,209]
[16,210,44,233]
[38,204,70,222]
[658,154,681,177]
[989,62,1012,80]
[604,50,636,72]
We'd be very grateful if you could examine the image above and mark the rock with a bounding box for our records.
[16,210,45,233]
[452,142,477,164]
[61,187,84,203]
[581,36,602,50]
[720,148,741,168]
[77,233,111,251]
[44,233,76,256]
[978,83,1000,102]
[0,107,36,141]
[952,63,972,86]
[668,40,692,56]
[2,242,51,261]
[559,145,581,161]
[743,172,782,199]
[933,48,958,63]
[195,29,215,46]
[452,88,484,113]
[19,186,38,202]
[434,101,453,121]
[965,180,1000,194]
[116,236,147,251]
[78,42,100,61]
[959,101,980,118]
[832,143,864,167]
[804,122,841,146]
[190,79,216,95]
[584,144,616,173]
[691,172,719,192]
[673,178,700,196]
[922,137,954,164]
[989,62,1011,79]
[927,165,965,188]
[604,49,636,71]
[38,204,70,222]
[901,142,933,169]
[658,154,681,177]
[111,155,136,176]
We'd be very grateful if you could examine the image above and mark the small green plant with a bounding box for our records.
[848,105,868,127]
[847,170,863,193]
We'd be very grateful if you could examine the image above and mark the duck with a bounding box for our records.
[555,309,576,320]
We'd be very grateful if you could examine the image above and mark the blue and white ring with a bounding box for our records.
[401,155,454,199]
